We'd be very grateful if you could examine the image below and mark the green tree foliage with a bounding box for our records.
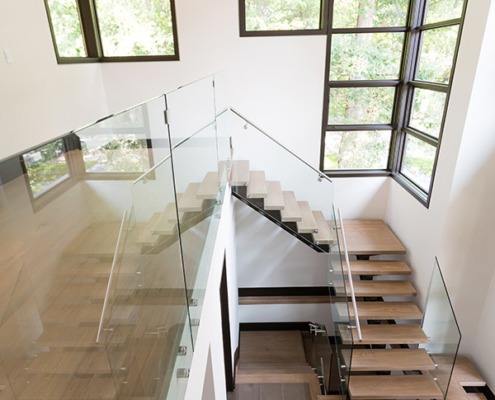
[417,26,458,84]
[425,0,464,24]
[47,0,86,57]
[401,135,436,190]
[332,0,409,28]
[89,137,149,173]
[95,0,175,56]
[410,88,446,137]
[245,0,321,30]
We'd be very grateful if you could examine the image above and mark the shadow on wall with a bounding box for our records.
[437,148,495,353]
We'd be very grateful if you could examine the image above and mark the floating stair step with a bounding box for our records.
[178,183,204,212]
[349,375,443,399]
[264,181,285,210]
[341,220,406,256]
[136,212,162,245]
[343,348,436,371]
[338,323,428,345]
[247,171,268,198]
[343,280,417,297]
[150,203,178,235]
[239,295,329,305]
[350,301,423,320]
[313,211,335,245]
[196,172,219,199]
[281,191,302,222]
[349,260,412,276]
[231,160,250,185]
[296,201,318,233]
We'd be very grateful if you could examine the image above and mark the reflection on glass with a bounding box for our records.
[95,0,175,56]
[47,0,87,57]
[81,134,150,173]
[328,87,395,125]
[330,32,404,80]
[22,138,69,197]
[333,0,409,28]
[401,134,436,191]
[409,88,446,137]
[245,0,321,31]
[425,0,464,24]
[420,258,461,397]
[324,131,390,170]
[417,26,459,84]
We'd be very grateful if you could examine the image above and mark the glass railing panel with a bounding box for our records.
[168,121,224,343]
[328,206,353,398]
[99,155,192,400]
[165,76,216,147]
[75,96,170,176]
[305,324,333,395]
[420,258,461,398]
[228,109,334,252]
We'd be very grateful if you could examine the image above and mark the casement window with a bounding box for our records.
[239,0,327,35]
[321,0,466,206]
[44,0,179,63]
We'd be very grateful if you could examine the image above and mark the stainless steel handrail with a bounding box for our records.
[96,210,128,343]
[338,208,362,342]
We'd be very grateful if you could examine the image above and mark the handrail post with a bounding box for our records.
[338,208,363,342]
[96,210,128,343]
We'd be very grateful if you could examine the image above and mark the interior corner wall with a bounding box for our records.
[0,1,108,161]
[384,0,492,309]
[435,0,495,388]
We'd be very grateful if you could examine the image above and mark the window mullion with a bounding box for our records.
[77,0,102,58]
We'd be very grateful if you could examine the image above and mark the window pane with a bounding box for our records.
[425,0,464,24]
[409,88,446,137]
[333,0,409,28]
[244,0,322,31]
[401,135,436,191]
[22,139,69,196]
[328,87,396,125]
[330,33,404,80]
[324,131,391,169]
[95,0,175,56]
[46,0,86,57]
[417,26,459,84]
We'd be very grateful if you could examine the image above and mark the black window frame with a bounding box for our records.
[239,0,328,37]
[44,0,180,64]
[320,0,468,207]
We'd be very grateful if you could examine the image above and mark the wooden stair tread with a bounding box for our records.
[349,260,411,276]
[231,160,250,185]
[196,171,218,199]
[342,220,406,255]
[349,375,443,399]
[264,181,285,210]
[247,171,268,198]
[338,324,428,345]
[351,301,423,320]
[343,348,436,371]
[150,203,177,235]
[177,182,204,212]
[313,211,335,245]
[281,191,302,222]
[136,212,163,245]
[343,280,417,297]
[296,201,318,233]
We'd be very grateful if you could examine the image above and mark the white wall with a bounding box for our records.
[436,0,495,389]
[99,0,327,168]
[0,1,108,160]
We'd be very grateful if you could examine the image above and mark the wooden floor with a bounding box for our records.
[231,331,321,400]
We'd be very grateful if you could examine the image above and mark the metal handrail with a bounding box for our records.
[96,210,128,343]
[229,108,333,184]
[338,209,362,342]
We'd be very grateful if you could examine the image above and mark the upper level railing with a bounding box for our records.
[0,74,229,400]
